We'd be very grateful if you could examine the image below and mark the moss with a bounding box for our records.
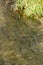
[14,0,43,18]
